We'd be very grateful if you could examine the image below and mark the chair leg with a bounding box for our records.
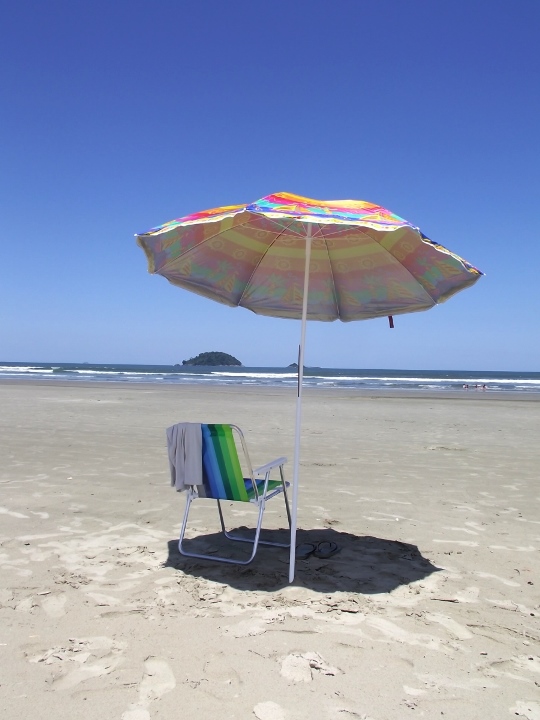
[218,487,291,549]
[217,498,227,534]
[178,489,195,553]
[179,493,264,565]
[280,465,292,529]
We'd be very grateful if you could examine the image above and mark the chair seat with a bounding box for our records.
[245,477,288,500]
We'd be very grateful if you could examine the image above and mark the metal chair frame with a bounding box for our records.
[178,424,291,565]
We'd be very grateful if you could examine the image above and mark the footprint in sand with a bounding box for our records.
[454,586,480,603]
[30,636,126,691]
[253,701,286,720]
[327,708,376,720]
[0,506,29,519]
[41,593,67,618]
[280,652,340,683]
[122,657,175,720]
[15,596,35,612]
[53,655,122,691]
[366,617,444,652]
[485,654,540,679]
[510,700,540,720]
[425,613,473,641]
[85,591,123,607]
[223,619,267,638]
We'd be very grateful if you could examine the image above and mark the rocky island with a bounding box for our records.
[182,351,242,366]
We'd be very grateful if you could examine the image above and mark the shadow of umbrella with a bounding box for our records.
[164,528,441,594]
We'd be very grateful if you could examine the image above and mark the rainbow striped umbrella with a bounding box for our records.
[137,192,482,581]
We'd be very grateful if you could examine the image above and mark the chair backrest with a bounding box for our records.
[201,424,250,501]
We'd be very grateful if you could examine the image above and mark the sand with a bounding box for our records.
[0,381,539,720]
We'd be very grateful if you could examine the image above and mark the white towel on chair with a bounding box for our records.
[166,422,203,492]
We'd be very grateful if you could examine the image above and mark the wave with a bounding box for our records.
[1,363,539,393]
[211,371,298,379]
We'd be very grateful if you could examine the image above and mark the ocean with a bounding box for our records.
[0,362,539,393]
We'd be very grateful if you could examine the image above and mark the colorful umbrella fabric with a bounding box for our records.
[137,192,482,323]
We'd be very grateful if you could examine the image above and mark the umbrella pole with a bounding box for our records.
[288,223,313,583]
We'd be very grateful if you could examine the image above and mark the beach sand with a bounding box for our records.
[1,381,539,720]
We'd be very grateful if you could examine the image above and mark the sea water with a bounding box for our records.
[0,362,539,393]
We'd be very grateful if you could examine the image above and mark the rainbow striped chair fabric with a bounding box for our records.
[178,424,291,565]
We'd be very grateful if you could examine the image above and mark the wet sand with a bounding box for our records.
[1,381,539,720]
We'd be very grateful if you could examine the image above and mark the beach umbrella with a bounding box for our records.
[136,191,482,582]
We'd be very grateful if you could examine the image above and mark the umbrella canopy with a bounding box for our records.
[137,192,481,322]
[137,192,482,582]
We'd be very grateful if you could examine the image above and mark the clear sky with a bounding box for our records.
[2,1,539,370]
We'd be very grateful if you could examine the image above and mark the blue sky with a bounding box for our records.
[2,1,539,370]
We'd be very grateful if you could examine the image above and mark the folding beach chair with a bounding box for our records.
[178,423,291,564]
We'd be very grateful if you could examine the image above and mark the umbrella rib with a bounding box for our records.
[236,218,299,307]
[319,225,341,320]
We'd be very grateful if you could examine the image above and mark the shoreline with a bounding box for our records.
[1,376,540,401]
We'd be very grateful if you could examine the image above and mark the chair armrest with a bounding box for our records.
[253,456,287,476]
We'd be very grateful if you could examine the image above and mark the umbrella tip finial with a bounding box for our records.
[388,316,394,329]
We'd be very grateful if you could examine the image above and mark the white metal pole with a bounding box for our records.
[288,223,312,583]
